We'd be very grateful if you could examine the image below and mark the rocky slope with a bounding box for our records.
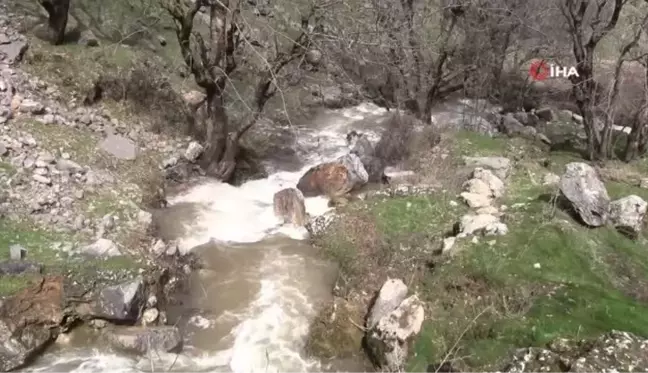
[0,4,201,370]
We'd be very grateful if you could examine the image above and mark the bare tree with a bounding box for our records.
[38,0,71,45]
[561,0,648,160]
[160,0,322,181]
[561,0,628,160]
[320,0,551,122]
[373,0,473,122]
[318,0,476,122]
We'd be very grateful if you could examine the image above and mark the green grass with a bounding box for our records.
[0,161,15,176]
[15,118,99,164]
[406,164,648,371]
[406,196,648,371]
[452,130,547,161]
[606,181,648,201]
[0,218,140,296]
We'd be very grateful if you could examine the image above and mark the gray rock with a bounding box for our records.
[93,277,145,322]
[33,167,48,176]
[9,244,26,260]
[460,191,492,208]
[336,153,369,186]
[320,86,343,107]
[78,30,99,47]
[347,132,386,183]
[141,308,159,325]
[559,162,610,227]
[150,239,167,256]
[18,99,45,114]
[184,141,203,162]
[513,111,529,126]
[463,156,511,180]
[500,113,525,135]
[305,49,322,65]
[366,294,425,372]
[102,214,115,231]
[543,172,560,185]
[165,242,179,256]
[73,215,85,230]
[534,107,555,121]
[182,91,206,111]
[0,38,28,65]
[99,134,137,160]
[640,178,648,189]
[137,210,152,230]
[367,278,408,329]
[0,143,6,156]
[457,213,506,237]
[39,114,55,124]
[162,156,178,168]
[273,188,307,226]
[102,326,182,354]
[608,195,647,236]
[32,174,51,185]
[81,238,121,257]
[56,159,83,173]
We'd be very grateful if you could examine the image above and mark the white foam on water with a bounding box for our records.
[226,252,323,373]
[168,103,387,249]
[26,103,388,373]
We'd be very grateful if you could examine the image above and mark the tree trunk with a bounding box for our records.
[39,0,70,45]
[625,128,640,162]
[207,135,239,181]
[200,86,232,177]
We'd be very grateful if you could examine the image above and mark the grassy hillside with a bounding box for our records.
[311,130,648,371]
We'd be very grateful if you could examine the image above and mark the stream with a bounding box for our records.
[23,103,390,373]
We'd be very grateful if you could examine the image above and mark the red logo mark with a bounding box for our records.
[529,60,550,81]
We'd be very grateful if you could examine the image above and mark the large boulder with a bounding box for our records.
[559,162,610,227]
[99,134,138,161]
[608,195,647,237]
[273,188,307,226]
[337,153,369,185]
[88,277,146,322]
[297,154,368,197]
[366,288,425,372]
[367,279,408,329]
[102,326,182,354]
[0,277,65,371]
[461,167,504,207]
[80,238,122,257]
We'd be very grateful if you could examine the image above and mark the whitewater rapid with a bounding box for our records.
[24,103,389,373]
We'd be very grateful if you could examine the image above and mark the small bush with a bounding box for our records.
[86,58,192,137]
[374,113,441,166]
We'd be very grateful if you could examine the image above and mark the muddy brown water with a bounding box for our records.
[23,103,391,373]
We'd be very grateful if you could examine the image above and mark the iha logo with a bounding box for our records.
[529,60,579,81]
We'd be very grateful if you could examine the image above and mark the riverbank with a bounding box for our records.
[0,4,206,369]
[306,126,648,371]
